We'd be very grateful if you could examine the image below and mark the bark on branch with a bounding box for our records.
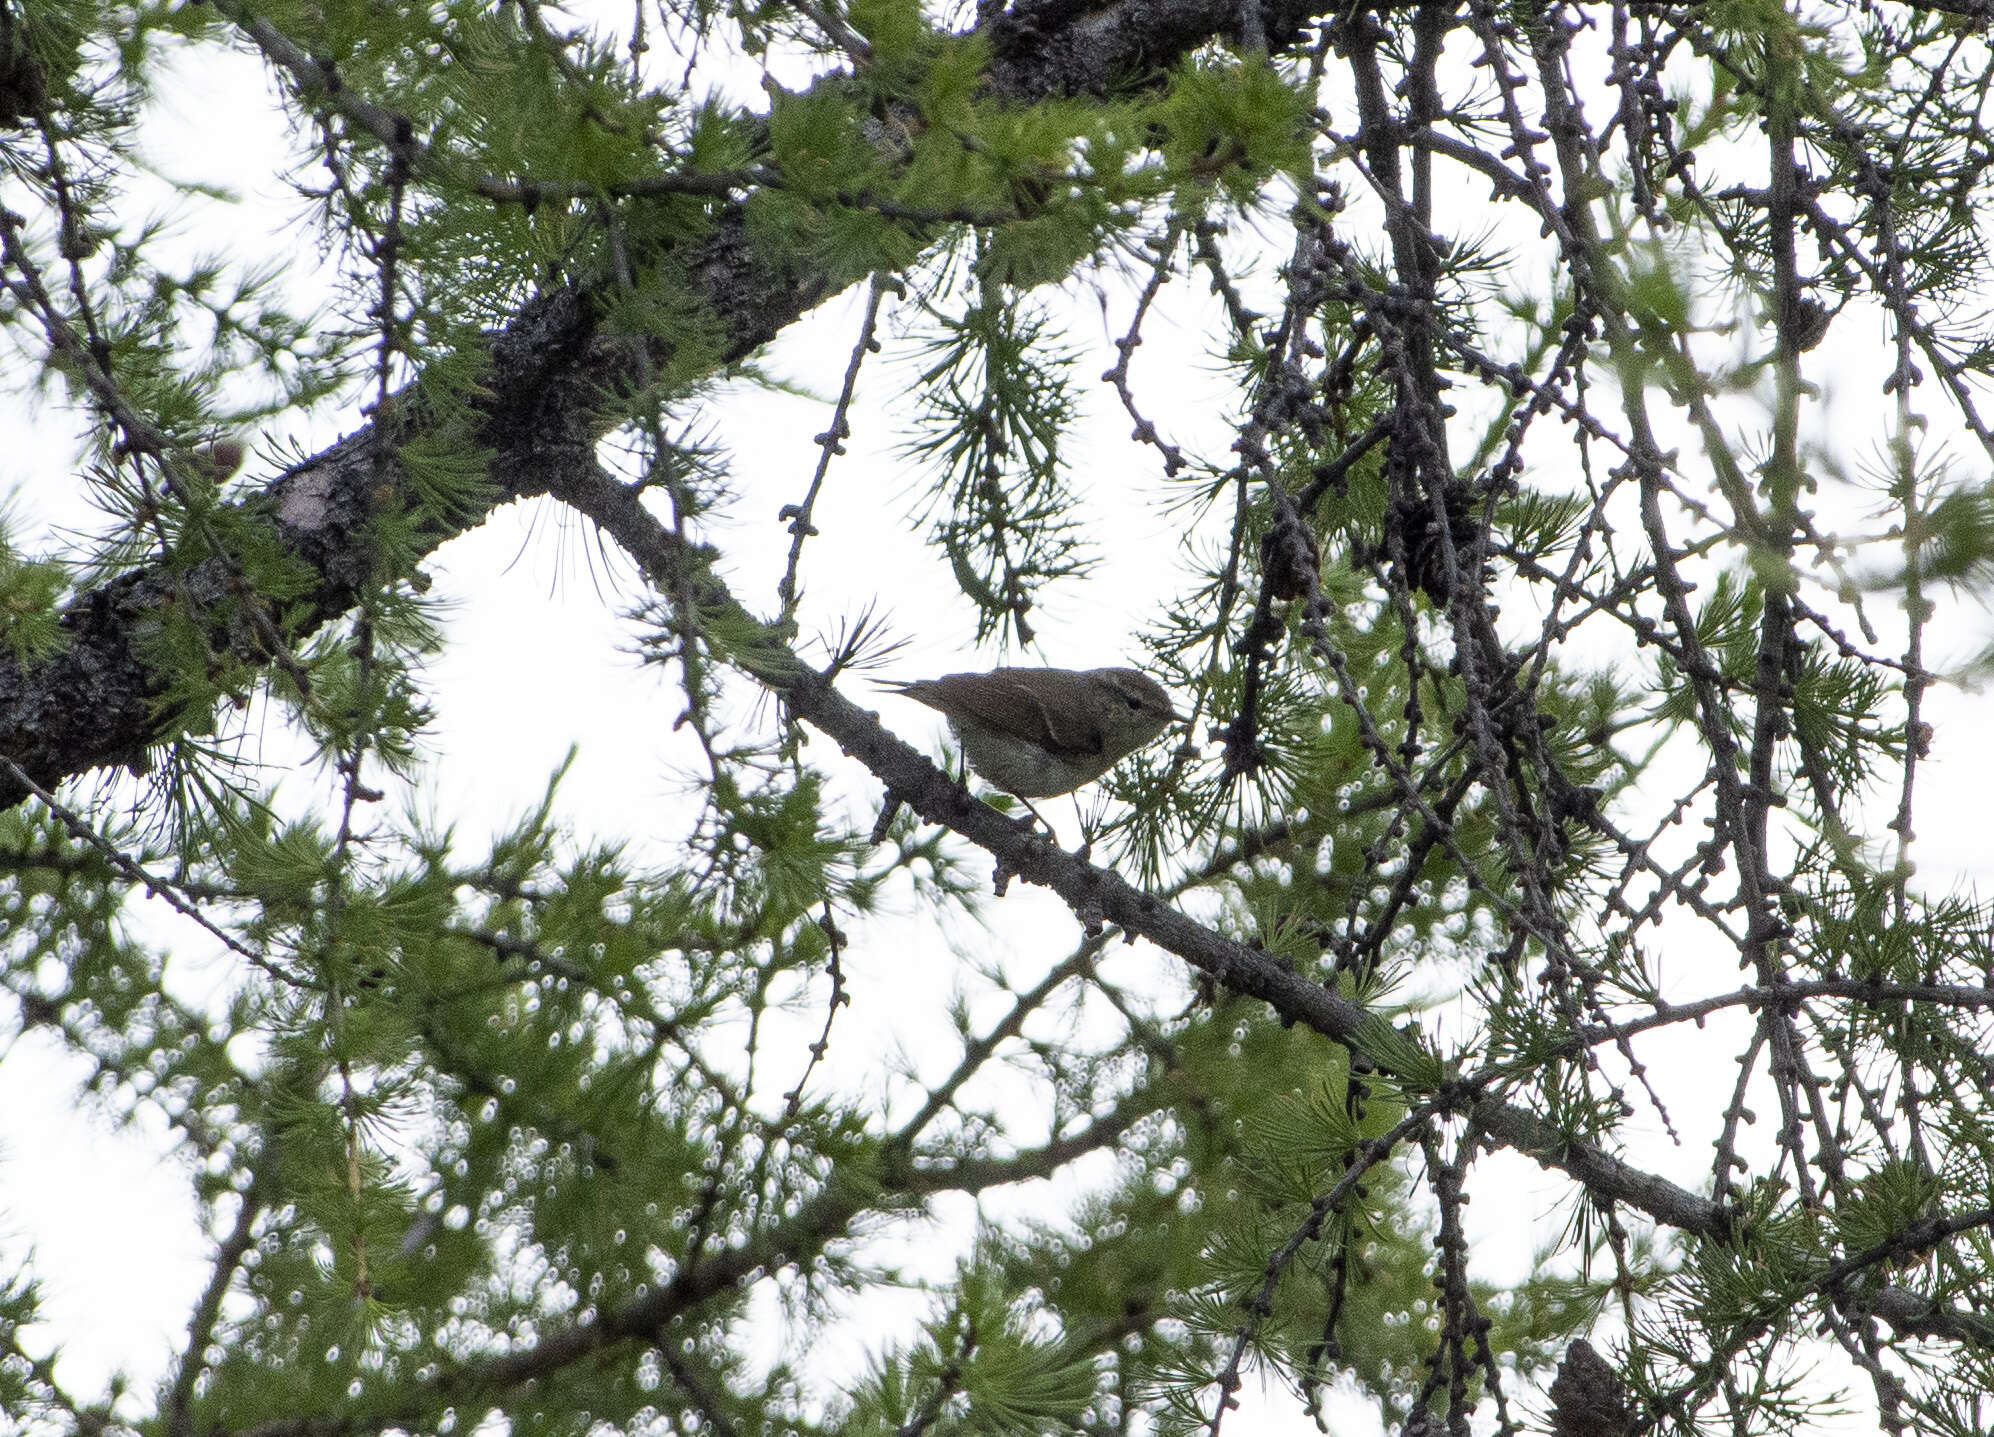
[0,0,1331,806]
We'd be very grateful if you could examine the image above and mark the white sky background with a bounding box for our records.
[1,8,1992,1435]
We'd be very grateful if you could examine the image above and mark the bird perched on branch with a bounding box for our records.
[886,666,1182,829]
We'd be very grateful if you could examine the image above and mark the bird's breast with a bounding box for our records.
[950,719,1115,798]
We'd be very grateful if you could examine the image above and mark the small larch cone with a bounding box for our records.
[1548,1339,1635,1437]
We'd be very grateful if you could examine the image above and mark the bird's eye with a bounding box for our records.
[1125,696,1143,710]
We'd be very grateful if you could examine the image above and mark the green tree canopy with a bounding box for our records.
[2,0,1993,1433]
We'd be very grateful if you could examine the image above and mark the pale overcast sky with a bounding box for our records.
[3,13,1992,1436]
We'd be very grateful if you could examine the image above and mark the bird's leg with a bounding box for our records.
[1016,795,1057,839]
[993,791,1060,845]
[1071,793,1103,863]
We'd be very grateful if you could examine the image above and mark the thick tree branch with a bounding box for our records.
[0,0,1337,808]
[544,457,1731,1239]
[220,431,1994,1434]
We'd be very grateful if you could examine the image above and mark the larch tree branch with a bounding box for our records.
[0,0,1333,808]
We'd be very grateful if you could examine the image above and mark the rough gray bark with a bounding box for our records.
[543,450,1993,1357]
[0,0,1323,806]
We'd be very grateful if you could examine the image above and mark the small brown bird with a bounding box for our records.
[887,666,1182,802]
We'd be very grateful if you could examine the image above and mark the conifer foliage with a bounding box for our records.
[2,0,1994,1433]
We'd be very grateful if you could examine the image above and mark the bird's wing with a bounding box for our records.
[1016,682,1106,758]
[911,672,1107,758]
